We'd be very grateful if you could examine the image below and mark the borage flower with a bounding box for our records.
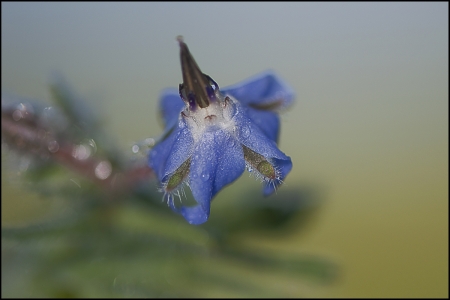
[149,37,294,224]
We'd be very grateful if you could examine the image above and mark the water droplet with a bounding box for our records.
[201,173,210,181]
[95,161,112,180]
[223,133,235,147]
[48,140,59,153]
[12,110,23,121]
[87,139,97,153]
[145,138,155,147]
[213,131,221,143]
[72,144,91,160]
[241,126,251,138]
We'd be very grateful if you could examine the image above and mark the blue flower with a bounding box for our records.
[149,37,294,225]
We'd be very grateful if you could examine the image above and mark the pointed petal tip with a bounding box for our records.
[177,36,189,54]
[177,35,187,51]
[181,205,210,225]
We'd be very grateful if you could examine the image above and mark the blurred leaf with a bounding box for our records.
[2,77,338,297]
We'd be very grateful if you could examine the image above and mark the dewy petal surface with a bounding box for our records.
[149,118,193,182]
[180,129,245,224]
[149,40,294,225]
[234,104,290,162]
[233,102,292,195]
[244,107,280,143]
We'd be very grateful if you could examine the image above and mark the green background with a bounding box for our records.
[2,2,448,297]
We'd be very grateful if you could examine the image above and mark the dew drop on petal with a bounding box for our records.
[241,126,251,138]
[225,133,235,147]
[201,173,210,181]
[213,130,224,143]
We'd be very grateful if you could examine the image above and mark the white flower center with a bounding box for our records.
[181,91,237,143]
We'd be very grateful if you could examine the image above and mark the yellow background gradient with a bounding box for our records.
[2,2,448,297]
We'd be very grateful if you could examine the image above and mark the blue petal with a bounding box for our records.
[179,129,245,225]
[158,88,184,130]
[176,204,210,225]
[148,129,177,181]
[149,118,193,182]
[234,104,290,162]
[245,107,280,143]
[222,70,295,110]
[233,105,292,193]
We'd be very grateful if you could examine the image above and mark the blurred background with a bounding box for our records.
[2,2,448,297]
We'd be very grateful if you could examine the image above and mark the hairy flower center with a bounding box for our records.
[182,95,236,143]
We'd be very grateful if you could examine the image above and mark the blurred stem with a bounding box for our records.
[2,106,153,198]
